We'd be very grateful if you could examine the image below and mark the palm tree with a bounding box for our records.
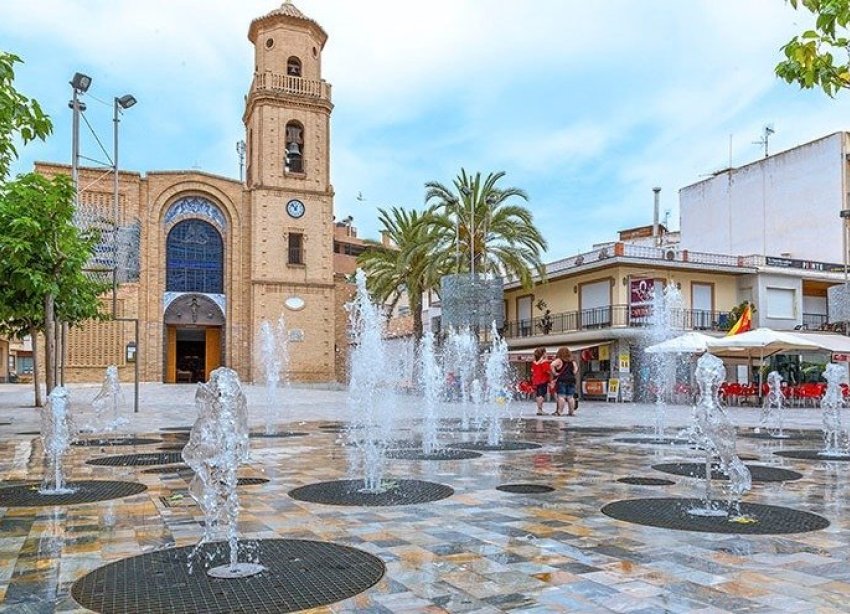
[424,169,547,288]
[356,206,444,340]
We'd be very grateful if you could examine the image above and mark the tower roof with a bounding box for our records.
[248,1,328,48]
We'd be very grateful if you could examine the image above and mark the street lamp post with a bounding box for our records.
[113,94,137,317]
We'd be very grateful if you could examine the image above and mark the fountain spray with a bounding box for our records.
[39,387,77,495]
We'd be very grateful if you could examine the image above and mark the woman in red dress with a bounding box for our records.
[530,347,552,416]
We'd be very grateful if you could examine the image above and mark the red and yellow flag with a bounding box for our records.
[726,304,752,336]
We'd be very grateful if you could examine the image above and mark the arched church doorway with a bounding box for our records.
[163,294,225,383]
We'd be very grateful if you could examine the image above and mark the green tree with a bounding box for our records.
[776,0,850,96]
[0,173,106,402]
[356,206,443,341]
[0,52,52,179]
[424,169,547,289]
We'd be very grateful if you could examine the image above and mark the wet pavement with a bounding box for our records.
[0,383,846,613]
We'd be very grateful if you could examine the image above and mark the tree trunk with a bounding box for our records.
[411,292,423,342]
[44,293,55,394]
[29,325,42,407]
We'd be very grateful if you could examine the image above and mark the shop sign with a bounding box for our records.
[765,256,844,273]
[833,353,850,363]
[618,352,631,373]
[629,277,655,322]
[599,345,610,361]
[583,380,606,396]
[607,378,620,401]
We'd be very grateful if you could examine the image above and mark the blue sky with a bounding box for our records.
[3,0,850,261]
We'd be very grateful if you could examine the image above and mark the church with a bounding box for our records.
[35,2,358,385]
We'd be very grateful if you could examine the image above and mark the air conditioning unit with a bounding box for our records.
[664,249,677,261]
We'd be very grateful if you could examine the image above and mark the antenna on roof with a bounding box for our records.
[753,124,775,158]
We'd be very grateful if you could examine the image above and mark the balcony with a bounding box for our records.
[503,305,730,339]
[251,72,332,101]
[801,313,829,331]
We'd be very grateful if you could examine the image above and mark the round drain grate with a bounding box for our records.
[248,432,309,439]
[141,465,191,474]
[618,477,676,486]
[561,427,624,435]
[496,483,555,494]
[237,477,269,486]
[602,497,829,534]
[87,452,184,467]
[0,480,147,507]
[16,431,42,436]
[289,479,453,507]
[449,441,542,452]
[613,437,693,445]
[385,448,482,461]
[158,444,186,451]
[652,462,802,482]
[774,449,850,462]
[71,538,385,614]
[741,431,820,441]
[73,437,161,447]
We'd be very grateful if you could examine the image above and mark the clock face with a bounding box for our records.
[286,199,305,218]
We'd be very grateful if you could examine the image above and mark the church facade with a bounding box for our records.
[37,2,350,384]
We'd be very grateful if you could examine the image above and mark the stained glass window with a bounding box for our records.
[166,220,223,293]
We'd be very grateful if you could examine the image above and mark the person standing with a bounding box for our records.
[551,347,578,416]
[530,347,552,416]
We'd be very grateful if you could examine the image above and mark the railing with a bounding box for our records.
[801,313,829,330]
[503,305,730,339]
[251,72,332,101]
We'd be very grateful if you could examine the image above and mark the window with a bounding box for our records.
[580,279,612,328]
[766,287,796,319]
[288,232,304,265]
[287,56,302,76]
[18,356,33,374]
[284,121,304,173]
[517,295,532,337]
[166,219,224,293]
[692,283,714,329]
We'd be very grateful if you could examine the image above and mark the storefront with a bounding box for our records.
[508,341,613,398]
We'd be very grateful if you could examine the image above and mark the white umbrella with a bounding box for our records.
[705,328,820,399]
[645,332,715,354]
[705,328,819,357]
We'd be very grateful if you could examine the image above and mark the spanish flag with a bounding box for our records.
[726,304,752,336]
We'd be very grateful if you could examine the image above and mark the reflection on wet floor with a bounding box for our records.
[0,418,847,613]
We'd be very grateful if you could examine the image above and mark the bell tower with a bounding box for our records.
[244,1,336,382]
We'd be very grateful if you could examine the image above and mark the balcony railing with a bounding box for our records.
[503,305,730,339]
[801,313,829,331]
[251,72,332,101]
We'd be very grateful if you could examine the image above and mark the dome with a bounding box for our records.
[248,1,328,48]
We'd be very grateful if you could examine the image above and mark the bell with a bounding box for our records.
[286,142,301,156]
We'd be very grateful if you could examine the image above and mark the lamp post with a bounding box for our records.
[236,140,246,182]
[113,94,137,317]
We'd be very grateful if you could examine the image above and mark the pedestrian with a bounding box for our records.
[551,347,578,416]
[530,347,552,416]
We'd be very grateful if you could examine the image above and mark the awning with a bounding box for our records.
[789,332,850,353]
[507,341,611,361]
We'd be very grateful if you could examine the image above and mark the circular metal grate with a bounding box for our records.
[385,449,482,461]
[73,437,162,447]
[741,431,820,441]
[70,538,385,614]
[449,441,542,452]
[496,484,555,494]
[0,480,147,507]
[774,450,850,462]
[141,465,191,474]
[613,437,693,445]
[87,452,184,467]
[602,497,829,535]
[237,477,269,486]
[160,426,193,431]
[652,462,802,482]
[618,477,676,486]
[158,444,186,451]
[561,427,624,435]
[16,431,42,436]
[248,432,309,439]
[289,479,453,507]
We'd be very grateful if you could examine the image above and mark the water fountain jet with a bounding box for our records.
[39,386,77,495]
[820,363,850,457]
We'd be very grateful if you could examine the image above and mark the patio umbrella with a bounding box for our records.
[645,332,715,354]
[705,328,820,398]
